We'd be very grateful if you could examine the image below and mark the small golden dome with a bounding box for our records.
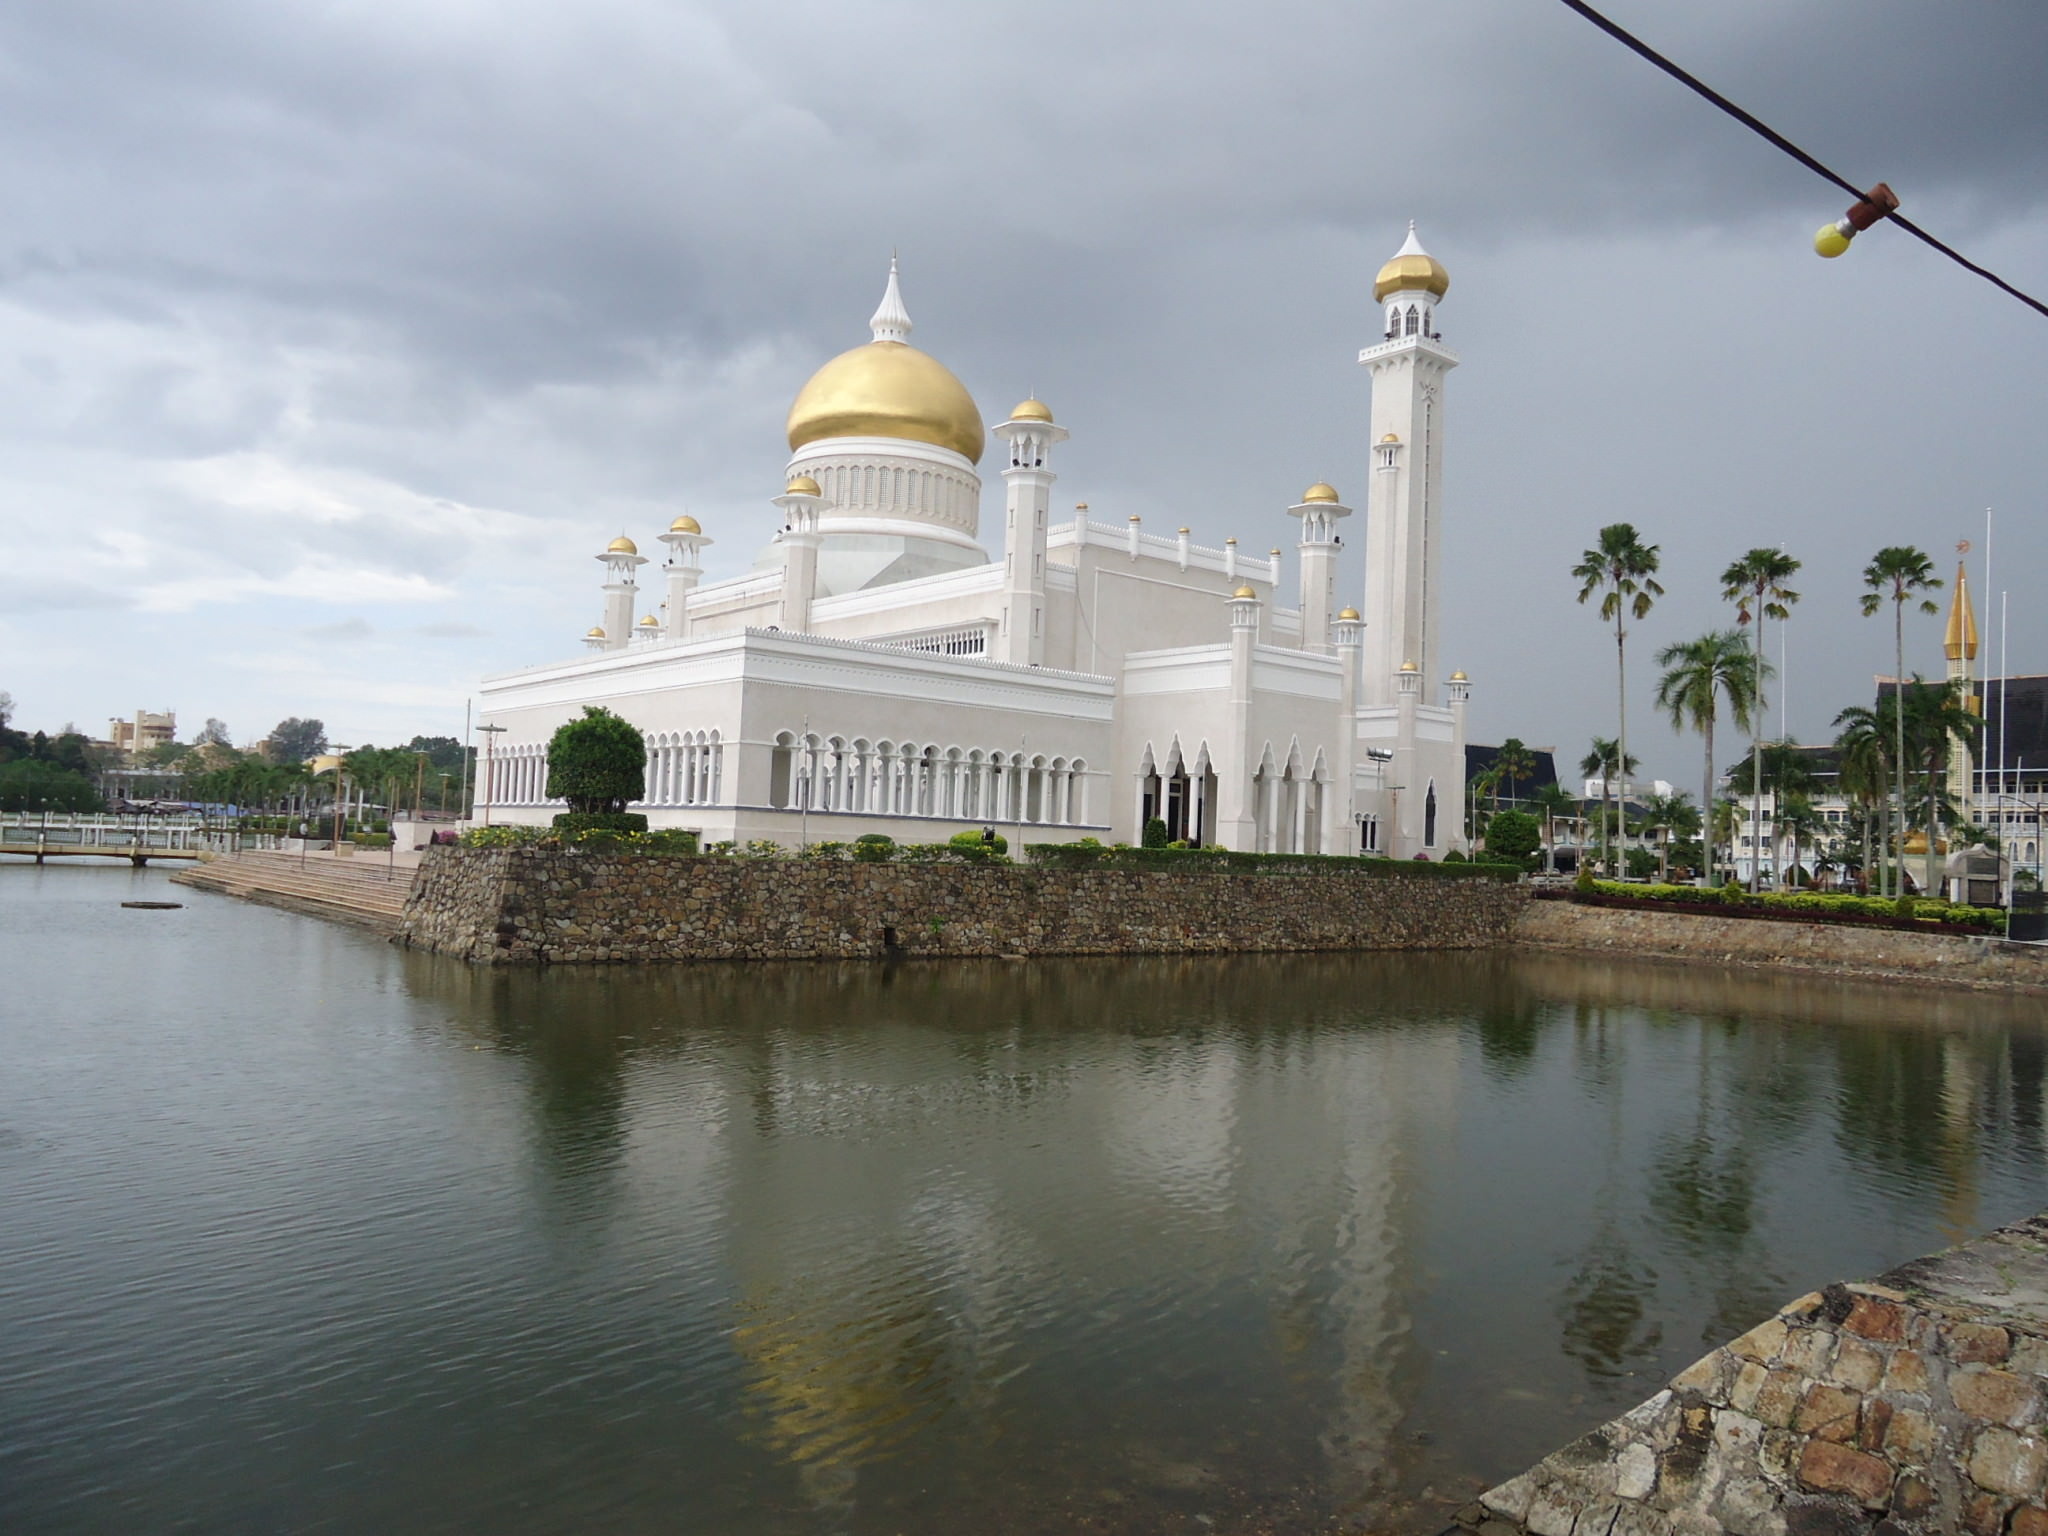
[669,514,702,534]
[786,343,984,463]
[784,475,821,497]
[1178,526,1190,535]
[1129,514,1142,522]
[1009,398,1054,423]
[586,626,606,638]
[605,535,638,555]
[1233,585,1258,600]
[638,614,660,627]
[1338,607,1361,621]
[1400,659,1419,672]
[1451,669,1468,681]
[1225,537,1237,545]
[1302,482,1340,504]
[1381,433,1400,443]
[1374,222,1450,301]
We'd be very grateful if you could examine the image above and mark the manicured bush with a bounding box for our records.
[852,833,895,863]
[1141,817,1170,849]
[545,705,645,814]
[1484,809,1541,867]
[950,828,1008,856]
[553,811,649,835]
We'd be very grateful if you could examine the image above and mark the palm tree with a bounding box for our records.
[1900,678,1983,898]
[1531,781,1578,875]
[1493,738,1537,807]
[1777,794,1822,889]
[1860,548,1942,897]
[1710,798,1743,882]
[1579,737,1638,876]
[1756,742,1817,889]
[1834,704,1893,895]
[1641,790,1698,884]
[1654,629,1764,884]
[1721,549,1801,890]
[1576,525,1664,847]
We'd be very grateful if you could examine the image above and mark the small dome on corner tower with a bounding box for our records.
[1373,222,1450,302]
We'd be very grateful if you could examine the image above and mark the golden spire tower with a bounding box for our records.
[1944,555,1980,806]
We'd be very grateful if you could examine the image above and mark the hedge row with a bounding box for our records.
[1576,879,2004,934]
[1023,842,1523,880]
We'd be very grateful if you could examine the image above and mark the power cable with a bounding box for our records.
[1554,0,2048,320]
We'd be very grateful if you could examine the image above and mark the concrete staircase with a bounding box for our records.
[171,850,418,935]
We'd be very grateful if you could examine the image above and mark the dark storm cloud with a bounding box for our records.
[0,0,2043,763]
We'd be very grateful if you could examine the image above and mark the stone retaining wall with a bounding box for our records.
[1516,901,2048,994]
[1459,1214,2048,1536]
[397,848,1528,964]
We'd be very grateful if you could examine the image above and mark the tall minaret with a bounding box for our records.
[1944,559,1980,802]
[658,515,713,641]
[774,476,824,633]
[992,398,1067,666]
[597,535,645,652]
[1358,224,1458,707]
[1290,482,1351,653]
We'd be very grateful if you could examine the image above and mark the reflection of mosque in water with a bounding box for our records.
[419,955,1466,1519]
[404,950,2048,1526]
[706,962,1462,1518]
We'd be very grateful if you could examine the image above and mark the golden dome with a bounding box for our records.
[1381,433,1400,443]
[1302,482,1340,503]
[669,514,702,534]
[784,475,821,497]
[1337,607,1361,621]
[1233,585,1258,600]
[786,342,984,462]
[638,614,660,627]
[1373,223,1449,302]
[605,535,638,555]
[1451,669,1468,681]
[1009,398,1054,423]
[586,626,606,638]
[1400,659,1419,672]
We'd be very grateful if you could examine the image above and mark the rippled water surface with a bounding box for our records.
[4,865,2047,1534]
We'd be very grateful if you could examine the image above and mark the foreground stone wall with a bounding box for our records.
[1461,1215,2048,1536]
[1517,901,2048,994]
[398,848,1527,964]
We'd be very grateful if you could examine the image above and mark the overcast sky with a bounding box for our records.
[3,0,2044,784]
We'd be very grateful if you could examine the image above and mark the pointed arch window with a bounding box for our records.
[1404,306,1419,336]
[1423,781,1438,847]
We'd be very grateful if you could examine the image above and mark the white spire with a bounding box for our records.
[869,254,913,343]
[1395,219,1428,257]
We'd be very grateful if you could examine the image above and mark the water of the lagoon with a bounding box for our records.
[3,865,2045,1535]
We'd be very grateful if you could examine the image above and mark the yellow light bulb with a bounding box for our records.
[1813,221,1853,259]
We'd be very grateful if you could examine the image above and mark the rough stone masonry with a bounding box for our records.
[1456,1214,2048,1536]
[397,847,1527,964]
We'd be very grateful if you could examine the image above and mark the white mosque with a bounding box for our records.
[476,226,1474,856]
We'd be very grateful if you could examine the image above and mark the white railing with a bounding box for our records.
[885,624,993,658]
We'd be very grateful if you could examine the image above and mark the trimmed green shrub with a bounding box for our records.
[852,833,895,863]
[950,828,1008,856]
[1482,809,1542,867]
[545,705,646,813]
[1141,817,1170,848]
[553,810,649,835]
[1443,849,1468,863]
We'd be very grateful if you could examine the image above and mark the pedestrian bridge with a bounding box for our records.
[0,812,233,864]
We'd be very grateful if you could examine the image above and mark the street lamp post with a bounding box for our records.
[475,724,507,827]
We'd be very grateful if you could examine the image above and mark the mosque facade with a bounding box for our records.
[476,227,1473,856]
